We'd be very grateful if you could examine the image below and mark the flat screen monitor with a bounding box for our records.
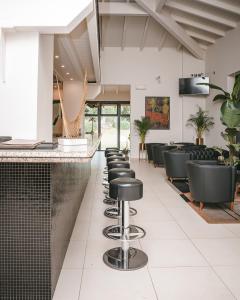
[179,77,209,95]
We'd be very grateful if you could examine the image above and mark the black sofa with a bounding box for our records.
[186,160,236,210]
[164,148,218,180]
[146,143,166,162]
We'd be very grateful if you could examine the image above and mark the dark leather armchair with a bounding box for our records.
[152,145,177,167]
[164,148,219,180]
[146,143,166,162]
[187,160,236,210]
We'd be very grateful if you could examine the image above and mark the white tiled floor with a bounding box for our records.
[53,152,240,300]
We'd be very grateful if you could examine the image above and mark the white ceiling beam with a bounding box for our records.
[172,14,225,37]
[121,17,127,50]
[57,36,84,80]
[87,3,101,82]
[99,2,148,16]
[156,0,167,12]
[166,0,237,28]
[198,43,208,51]
[186,30,216,44]
[135,0,204,59]
[140,16,150,50]
[158,30,168,51]
[0,28,6,83]
[196,0,240,16]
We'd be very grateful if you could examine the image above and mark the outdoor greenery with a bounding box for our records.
[134,116,152,144]
[187,106,214,139]
[199,75,240,165]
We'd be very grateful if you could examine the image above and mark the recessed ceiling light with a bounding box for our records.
[70,78,74,81]
[55,55,59,59]
[66,72,70,75]
[61,65,65,68]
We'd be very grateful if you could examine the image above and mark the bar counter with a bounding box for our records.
[0,137,100,300]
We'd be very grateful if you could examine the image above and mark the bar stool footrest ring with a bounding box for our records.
[103,224,146,241]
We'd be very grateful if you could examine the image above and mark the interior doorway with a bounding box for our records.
[84,102,130,150]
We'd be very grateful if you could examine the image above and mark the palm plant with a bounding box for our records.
[134,116,152,145]
[187,106,214,144]
[198,75,240,165]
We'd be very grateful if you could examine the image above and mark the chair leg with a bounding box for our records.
[230,201,234,211]
[199,202,204,210]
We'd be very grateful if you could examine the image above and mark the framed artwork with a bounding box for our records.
[145,96,170,129]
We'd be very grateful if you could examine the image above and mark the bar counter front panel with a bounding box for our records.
[0,139,99,299]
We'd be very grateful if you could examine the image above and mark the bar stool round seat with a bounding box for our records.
[105,148,119,157]
[107,156,126,164]
[108,161,130,170]
[103,178,145,241]
[106,152,122,158]
[104,168,137,218]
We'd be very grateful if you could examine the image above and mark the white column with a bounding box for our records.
[0,32,53,141]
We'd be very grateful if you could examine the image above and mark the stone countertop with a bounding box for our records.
[0,136,101,163]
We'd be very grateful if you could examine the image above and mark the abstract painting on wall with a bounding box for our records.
[145,96,170,129]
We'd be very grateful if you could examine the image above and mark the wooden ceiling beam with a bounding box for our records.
[196,0,240,16]
[172,14,225,37]
[99,2,148,16]
[135,0,204,59]
[140,16,150,50]
[166,0,237,28]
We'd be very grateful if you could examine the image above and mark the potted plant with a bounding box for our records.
[187,106,214,145]
[199,75,240,165]
[134,117,152,151]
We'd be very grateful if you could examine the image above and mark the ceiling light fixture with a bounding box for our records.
[66,72,70,75]
[55,55,59,59]
[70,78,74,81]
[61,65,65,68]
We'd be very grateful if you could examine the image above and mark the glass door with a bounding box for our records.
[84,102,130,150]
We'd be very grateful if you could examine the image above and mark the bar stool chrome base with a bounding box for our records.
[104,207,137,219]
[103,247,148,271]
[103,225,145,241]
[103,197,116,205]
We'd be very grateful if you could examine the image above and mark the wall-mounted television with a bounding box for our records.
[179,77,209,95]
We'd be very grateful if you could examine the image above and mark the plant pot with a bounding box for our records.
[196,138,204,145]
[139,143,146,151]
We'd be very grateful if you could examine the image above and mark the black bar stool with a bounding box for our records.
[103,160,131,201]
[104,168,137,218]
[103,177,148,271]
[103,157,126,184]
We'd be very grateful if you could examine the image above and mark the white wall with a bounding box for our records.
[101,47,206,158]
[37,35,54,142]
[0,32,53,141]
[205,25,240,148]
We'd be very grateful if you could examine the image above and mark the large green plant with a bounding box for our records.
[199,75,240,165]
[187,106,214,139]
[134,116,152,144]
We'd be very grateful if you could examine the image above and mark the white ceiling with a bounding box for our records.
[99,0,240,54]
[54,0,240,84]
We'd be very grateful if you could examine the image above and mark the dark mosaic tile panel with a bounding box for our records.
[0,163,51,300]
[0,161,91,300]
[51,162,90,295]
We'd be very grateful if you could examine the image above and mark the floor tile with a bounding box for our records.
[140,239,208,267]
[53,269,83,300]
[214,266,240,299]
[141,221,188,240]
[62,240,86,269]
[150,267,234,300]
[192,238,240,266]
[79,268,157,300]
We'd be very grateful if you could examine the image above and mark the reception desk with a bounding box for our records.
[0,138,100,299]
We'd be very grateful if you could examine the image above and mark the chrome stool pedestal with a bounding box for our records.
[103,178,148,271]
[103,244,148,271]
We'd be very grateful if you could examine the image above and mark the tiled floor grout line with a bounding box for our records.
[148,162,238,300]
[77,156,101,300]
